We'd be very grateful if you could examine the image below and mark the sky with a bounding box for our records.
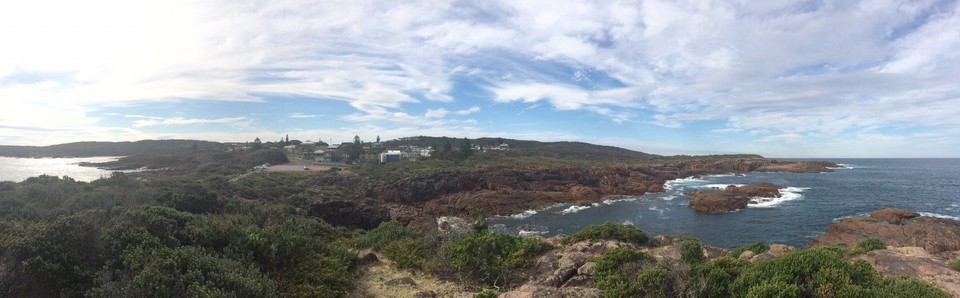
[1,0,958,158]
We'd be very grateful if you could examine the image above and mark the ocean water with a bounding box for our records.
[488,159,960,248]
[0,156,125,182]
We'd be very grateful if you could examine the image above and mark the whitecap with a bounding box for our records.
[701,183,745,189]
[509,209,537,219]
[661,195,677,201]
[919,212,960,221]
[748,187,810,208]
[603,196,639,205]
[560,204,594,214]
[664,176,707,190]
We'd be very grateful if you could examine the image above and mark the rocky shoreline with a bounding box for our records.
[810,208,960,296]
[318,158,838,226]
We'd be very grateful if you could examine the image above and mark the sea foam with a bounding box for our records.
[509,209,538,219]
[559,204,597,214]
[749,187,810,208]
[919,212,960,221]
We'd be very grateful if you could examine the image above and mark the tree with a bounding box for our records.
[253,137,263,150]
[285,134,289,144]
[457,138,472,160]
[376,136,380,143]
[353,135,361,144]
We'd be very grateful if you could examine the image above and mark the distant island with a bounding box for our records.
[0,137,955,297]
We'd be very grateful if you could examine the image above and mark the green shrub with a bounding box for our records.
[474,289,498,298]
[380,238,433,270]
[680,239,706,264]
[879,276,950,298]
[953,259,960,271]
[566,222,648,245]
[728,247,948,297]
[858,238,886,252]
[353,221,423,250]
[594,248,670,297]
[443,229,550,287]
[696,256,752,297]
[729,241,769,258]
[88,246,275,297]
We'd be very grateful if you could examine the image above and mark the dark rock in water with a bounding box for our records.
[685,183,782,213]
[307,200,389,229]
[384,277,417,287]
[810,208,960,253]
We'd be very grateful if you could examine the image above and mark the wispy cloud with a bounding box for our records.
[289,113,317,119]
[132,117,250,128]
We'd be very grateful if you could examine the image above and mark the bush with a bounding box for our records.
[696,256,752,297]
[729,241,768,258]
[353,221,423,250]
[858,238,886,252]
[474,289,498,298]
[380,238,433,270]
[953,259,960,271]
[443,229,550,287]
[594,248,669,297]
[566,222,648,246]
[680,239,706,264]
[728,247,948,297]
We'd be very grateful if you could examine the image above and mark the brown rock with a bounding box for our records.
[870,208,920,224]
[414,290,437,298]
[500,284,602,298]
[686,183,782,213]
[738,251,756,260]
[767,244,795,257]
[861,246,960,296]
[810,209,960,254]
[577,262,596,275]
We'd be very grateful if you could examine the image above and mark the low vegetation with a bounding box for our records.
[858,237,887,252]
[565,221,649,246]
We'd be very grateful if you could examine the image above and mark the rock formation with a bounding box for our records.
[685,183,782,213]
[810,208,960,253]
[306,200,390,229]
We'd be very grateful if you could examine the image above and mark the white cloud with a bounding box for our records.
[132,117,250,128]
[289,113,317,118]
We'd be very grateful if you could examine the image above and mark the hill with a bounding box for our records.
[0,140,221,158]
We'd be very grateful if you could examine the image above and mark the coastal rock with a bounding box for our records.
[810,209,960,253]
[860,246,960,297]
[738,251,756,260]
[356,249,379,265]
[366,158,835,222]
[685,183,782,213]
[384,277,417,287]
[870,208,920,224]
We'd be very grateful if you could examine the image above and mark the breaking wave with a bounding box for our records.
[749,187,810,208]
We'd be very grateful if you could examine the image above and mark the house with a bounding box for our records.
[283,144,298,152]
[379,150,403,163]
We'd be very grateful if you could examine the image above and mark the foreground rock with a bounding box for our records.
[810,208,960,253]
[685,183,782,213]
[860,246,960,297]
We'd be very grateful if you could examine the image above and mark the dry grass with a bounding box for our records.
[350,256,470,298]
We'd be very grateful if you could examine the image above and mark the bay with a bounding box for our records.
[488,158,960,248]
[0,156,127,182]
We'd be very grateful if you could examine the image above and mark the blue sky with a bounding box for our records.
[1,0,959,157]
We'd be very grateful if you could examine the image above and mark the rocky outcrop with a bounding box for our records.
[305,158,835,224]
[307,200,390,229]
[685,183,782,213]
[860,246,960,297]
[810,208,960,253]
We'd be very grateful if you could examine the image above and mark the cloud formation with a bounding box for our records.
[0,0,957,156]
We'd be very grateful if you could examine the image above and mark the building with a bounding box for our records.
[379,150,403,163]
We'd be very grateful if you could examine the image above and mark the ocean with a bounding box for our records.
[488,158,960,248]
[0,156,126,182]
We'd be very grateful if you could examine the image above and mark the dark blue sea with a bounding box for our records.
[487,159,960,248]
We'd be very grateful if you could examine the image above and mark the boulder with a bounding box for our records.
[384,277,416,287]
[686,183,782,213]
[500,284,602,298]
[810,209,960,253]
[356,249,379,265]
[861,246,960,296]
[738,251,756,260]
[870,208,920,225]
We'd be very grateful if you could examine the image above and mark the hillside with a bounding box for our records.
[0,140,221,158]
